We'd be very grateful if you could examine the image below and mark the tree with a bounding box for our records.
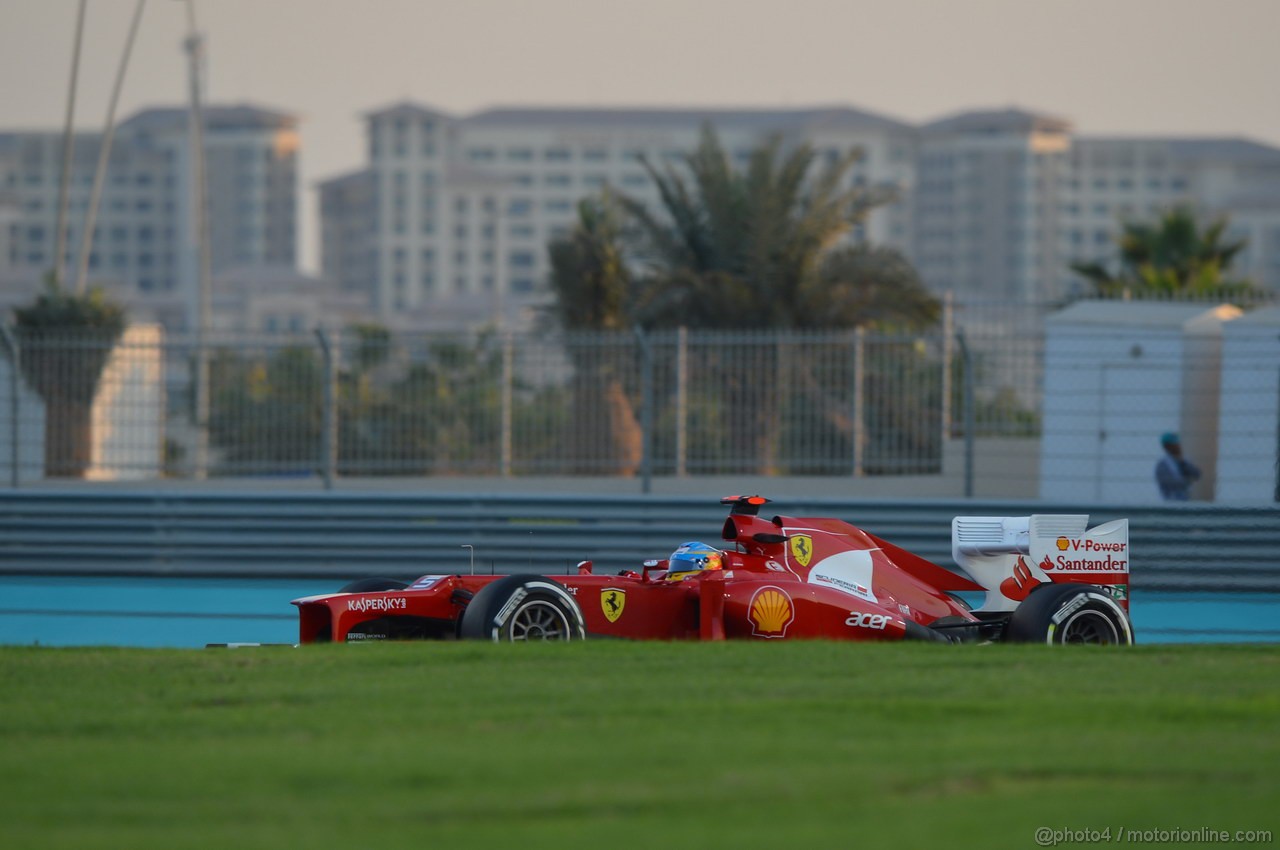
[208,345,322,474]
[12,280,125,477]
[1071,206,1255,296]
[615,128,933,472]
[815,245,941,330]
[207,331,514,477]
[383,335,505,474]
[619,125,901,329]
[792,248,942,472]
[546,198,643,474]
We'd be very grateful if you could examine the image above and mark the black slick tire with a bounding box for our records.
[1006,583,1134,645]
[458,574,586,642]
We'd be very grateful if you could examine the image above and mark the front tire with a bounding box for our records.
[458,575,586,642]
[1006,583,1134,645]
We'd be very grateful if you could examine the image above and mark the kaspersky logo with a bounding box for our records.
[788,535,813,568]
[346,596,407,613]
[749,586,795,638]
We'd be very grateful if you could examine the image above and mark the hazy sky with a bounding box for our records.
[3,0,1278,272]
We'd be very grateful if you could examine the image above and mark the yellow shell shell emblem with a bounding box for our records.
[788,534,814,568]
[748,586,795,638]
[601,588,626,623]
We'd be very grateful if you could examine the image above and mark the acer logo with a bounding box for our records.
[845,612,890,630]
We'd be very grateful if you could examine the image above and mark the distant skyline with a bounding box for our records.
[3,0,1278,272]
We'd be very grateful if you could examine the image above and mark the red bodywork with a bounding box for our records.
[293,496,986,644]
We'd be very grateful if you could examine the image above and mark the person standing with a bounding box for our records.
[1155,432,1201,501]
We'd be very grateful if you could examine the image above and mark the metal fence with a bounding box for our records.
[1,296,1276,501]
[0,325,989,483]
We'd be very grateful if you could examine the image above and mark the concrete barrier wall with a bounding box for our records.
[0,488,1274,591]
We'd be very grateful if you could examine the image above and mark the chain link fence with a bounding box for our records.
[1,297,1276,501]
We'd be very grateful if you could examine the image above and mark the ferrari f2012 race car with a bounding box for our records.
[293,496,1134,645]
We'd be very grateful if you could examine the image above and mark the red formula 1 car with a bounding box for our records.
[293,496,1135,646]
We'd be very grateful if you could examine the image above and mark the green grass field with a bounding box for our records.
[1,642,1277,849]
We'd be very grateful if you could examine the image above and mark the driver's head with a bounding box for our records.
[665,541,722,581]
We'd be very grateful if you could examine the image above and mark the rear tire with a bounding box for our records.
[338,577,408,594]
[458,575,586,642]
[1006,583,1133,645]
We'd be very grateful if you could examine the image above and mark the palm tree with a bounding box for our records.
[13,284,125,476]
[619,126,898,329]
[1071,206,1254,296]
[616,127,919,472]
[814,245,941,330]
[546,197,642,474]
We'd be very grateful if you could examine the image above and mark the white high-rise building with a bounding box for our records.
[322,103,918,326]
[322,102,1280,325]
[0,104,298,329]
[913,109,1074,304]
[913,109,1280,302]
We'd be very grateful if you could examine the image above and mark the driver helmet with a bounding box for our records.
[665,541,722,581]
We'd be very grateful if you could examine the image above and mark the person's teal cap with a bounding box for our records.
[1160,432,1180,446]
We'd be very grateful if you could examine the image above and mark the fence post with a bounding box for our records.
[941,290,954,439]
[191,328,210,480]
[676,326,688,477]
[501,333,514,477]
[0,325,19,488]
[852,327,865,477]
[956,329,974,498]
[634,326,653,495]
[315,327,337,490]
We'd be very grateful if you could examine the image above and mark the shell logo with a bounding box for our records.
[1056,537,1070,551]
[748,586,795,638]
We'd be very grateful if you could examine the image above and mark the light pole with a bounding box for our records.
[73,0,148,296]
[179,0,212,479]
[52,0,87,292]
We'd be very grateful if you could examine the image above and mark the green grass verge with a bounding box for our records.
[1,643,1277,849]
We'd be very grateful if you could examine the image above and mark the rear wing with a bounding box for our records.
[951,515,1129,613]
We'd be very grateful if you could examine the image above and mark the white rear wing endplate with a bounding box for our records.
[951,515,1129,613]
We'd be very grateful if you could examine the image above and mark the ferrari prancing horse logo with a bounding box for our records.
[789,534,814,568]
[601,588,626,623]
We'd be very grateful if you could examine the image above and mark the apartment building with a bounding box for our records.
[318,168,375,300]
[320,103,918,325]
[913,109,1073,304]
[326,101,1280,327]
[0,104,299,329]
[913,110,1280,303]
[1059,137,1280,293]
[211,266,372,333]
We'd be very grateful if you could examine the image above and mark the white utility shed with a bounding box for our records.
[1215,305,1280,502]
[1039,301,1241,502]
